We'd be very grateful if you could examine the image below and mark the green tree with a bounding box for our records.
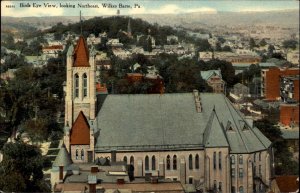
[249,38,257,50]
[0,142,50,192]
[254,119,299,175]
[282,39,298,50]
[259,39,267,47]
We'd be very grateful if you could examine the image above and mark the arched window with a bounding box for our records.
[213,180,217,190]
[239,155,243,164]
[195,154,199,169]
[83,73,87,97]
[81,149,84,160]
[166,155,171,170]
[239,186,244,193]
[189,154,193,170]
[219,182,222,191]
[258,152,261,161]
[213,152,216,169]
[173,155,177,170]
[145,156,149,171]
[254,153,256,162]
[152,156,156,170]
[219,152,222,170]
[130,156,134,165]
[75,149,79,160]
[123,156,127,164]
[231,155,235,164]
[231,186,236,193]
[74,74,79,98]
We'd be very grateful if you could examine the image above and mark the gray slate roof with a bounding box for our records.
[281,129,299,139]
[53,144,73,167]
[95,93,271,153]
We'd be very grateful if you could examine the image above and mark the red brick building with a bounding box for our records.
[280,103,299,127]
[261,67,299,101]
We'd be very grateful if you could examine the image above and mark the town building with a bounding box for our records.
[51,36,273,193]
[280,75,299,103]
[200,69,225,93]
[261,67,299,101]
[279,103,299,127]
[42,45,64,58]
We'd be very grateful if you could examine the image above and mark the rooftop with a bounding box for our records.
[95,93,271,153]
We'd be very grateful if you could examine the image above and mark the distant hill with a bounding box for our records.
[132,10,299,29]
[1,10,298,35]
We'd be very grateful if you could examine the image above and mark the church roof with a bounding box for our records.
[70,111,90,145]
[53,144,72,167]
[95,93,271,153]
[73,36,90,67]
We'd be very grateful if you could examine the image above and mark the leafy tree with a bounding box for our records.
[249,38,257,50]
[222,45,232,52]
[195,39,212,52]
[268,45,275,56]
[254,119,299,175]
[282,39,298,50]
[259,39,267,47]
[0,142,50,192]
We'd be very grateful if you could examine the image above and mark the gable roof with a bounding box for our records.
[95,93,271,153]
[73,36,90,67]
[203,109,229,147]
[200,69,222,81]
[53,144,72,167]
[70,111,90,145]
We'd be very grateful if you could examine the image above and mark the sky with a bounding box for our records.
[1,0,299,17]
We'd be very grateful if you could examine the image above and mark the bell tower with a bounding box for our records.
[64,36,96,126]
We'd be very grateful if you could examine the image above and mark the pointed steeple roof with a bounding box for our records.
[70,111,90,145]
[53,144,72,167]
[203,109,229,147]
[73,36,90,67]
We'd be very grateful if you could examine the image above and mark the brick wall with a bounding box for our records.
[280,104,299,126]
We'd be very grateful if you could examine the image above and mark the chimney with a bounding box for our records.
[193,89,202,113]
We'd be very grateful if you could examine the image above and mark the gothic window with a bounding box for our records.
[166,155,171,170]
[259,165,262,176]
[83,73,87,97]
[259,152,261,161]
[75,149,79,160]
[173,155,177,170]
[81,149,84,160]
[231,155,235,165]
[239,186,244,193]
[130,156,134,165]
[231,186,236,193]
[74,74,79,98]
[239,168,244,178]
[254,153,256,162]
[219,182,222,191]
[213,180,217,190]
[231,168,235,177]
[213,152,216,169]
[189,154,193,170]
[152,156,156,170]
[123,156,127,164]
[253,166,256,176]
[219,152,222,170]
[145,155,149,171]
[239,155,243,164]
[195,154,199,169]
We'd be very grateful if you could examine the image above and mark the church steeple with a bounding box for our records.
[127,18,132,38]
[73,36,90,67]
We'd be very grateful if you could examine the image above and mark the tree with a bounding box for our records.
[268,45,275,56]
[282,39,298,50]
[259,39,267,47]
[249,38,257,50]
[0,142,50,192]
[254,119,299,175]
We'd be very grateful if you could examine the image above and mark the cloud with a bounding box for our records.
[149,4,181,14]
[128,7,146,15]
[238,7,286,12]
[1,1,64,17]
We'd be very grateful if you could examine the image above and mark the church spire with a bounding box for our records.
[80,10,83,35]
[127,18,132,37]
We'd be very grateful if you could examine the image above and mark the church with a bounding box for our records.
[51,35,273,193]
